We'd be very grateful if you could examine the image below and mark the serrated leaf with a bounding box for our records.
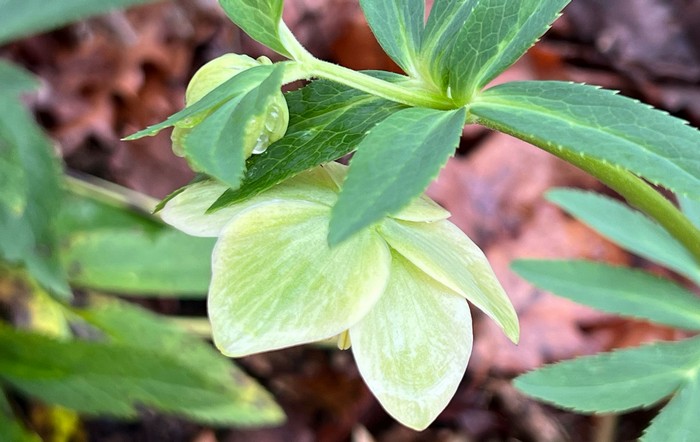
[329,107,465,245]
[124,64,276,140]
[514,336,700,413]
[0,70,69,298]
[679,196,700,230]
[545,189,700,283]
[73,297,284,426]
[0,0,161,45]
[512,260,700,330]
[642,375,700,442]
[184,64,285,189]
[420,0,569,101]
[210,75,406,211]
[0,322,284,426]
[471,81,700,200]
[219,0,288,57]
[359,0,424,76]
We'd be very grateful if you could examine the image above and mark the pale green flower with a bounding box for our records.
[161,163,518,430]
[171,53,289,158]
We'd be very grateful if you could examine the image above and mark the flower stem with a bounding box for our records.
[309,59,455,110]
[546,149,700,264]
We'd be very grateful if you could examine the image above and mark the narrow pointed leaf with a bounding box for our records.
[0,391,40,442]
[513,260,700,330]
[0,323,282,425]
[642,376,700,442]
[209,200,391,357]
[0,0,160,45]
[329,107,465,245]
[514,336,700,413]
[124,64,276,140]
[0,67,69,298]
[219,0,288,57]
[449,0,568,101]
[359,0,424,75]
[74,297,284,425]
[351,252,472,431]
[210,75,406,211]
[379,218,519,342]
[545,189,700,283]
[471,81,700,200]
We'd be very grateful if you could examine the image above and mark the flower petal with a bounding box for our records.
[161,167,339,237]
[350,252,472,431]
[209,200,391,357]
[391,195,451,223]
[379,218,519,343]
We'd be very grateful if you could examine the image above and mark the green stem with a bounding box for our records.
[545,149,700,264]
[64,173,160,220]
[309,59,455,110]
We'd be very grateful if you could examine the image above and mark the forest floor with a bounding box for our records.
[2,0,699,440]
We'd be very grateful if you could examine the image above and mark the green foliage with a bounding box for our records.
[514,336,700,413]
[0,392,40,442]
[512,260,700,330]
[0,0,162,45]
[471,81,700,200]
[0,299,283,425]
[359,0,424,76]
[545,189,700,283]
[218,0,288,57]
[209,75,406,211]
[329,107,466,244]
[0,61,69,299]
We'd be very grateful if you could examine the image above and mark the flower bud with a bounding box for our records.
[172,53,289,159]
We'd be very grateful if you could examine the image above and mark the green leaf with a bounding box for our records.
[514,336,700,413]
[0,323,283,426]
[56,189,214,297]
[124,64,276,140]
[642,375,700,442]
[329,107,465,245]
[184,64,285,189]
[679,196,700,230]
[359,0,424,76]
[0,0,162,45]
[545,189,700,283]
[421,0,569,101]
[0,391,40,442]
[471,81,700,200]
[209,76,406,211]
[0,69,69,298]
[60,230,215,297]
[512,260,700,330]
[74,297,284,425]
[218,0,288,57]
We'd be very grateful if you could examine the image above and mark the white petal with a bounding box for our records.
[379,218,519,343]
[209,200,391,357]
[160,167,339,237]
[350,252,472,431]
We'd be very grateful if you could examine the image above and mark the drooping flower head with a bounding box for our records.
[161,163,518,430]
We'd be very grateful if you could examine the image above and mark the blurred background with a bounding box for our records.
[1,0,699,440]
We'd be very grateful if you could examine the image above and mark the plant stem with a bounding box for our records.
[546,149,700,264]
[310,59,455,110]
[64,173,160,220]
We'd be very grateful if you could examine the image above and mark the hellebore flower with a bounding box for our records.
[161,163,519,430]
